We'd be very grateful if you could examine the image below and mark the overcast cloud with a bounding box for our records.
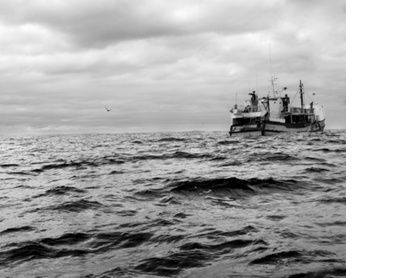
[0,0,345,134]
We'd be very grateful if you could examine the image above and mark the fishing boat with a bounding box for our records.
[229,77,325,137]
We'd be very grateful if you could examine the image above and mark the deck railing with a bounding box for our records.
[289,107,313,114]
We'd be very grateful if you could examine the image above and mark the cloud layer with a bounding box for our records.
[0,0,345,134]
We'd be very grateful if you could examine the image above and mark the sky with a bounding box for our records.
[0,0,346,135]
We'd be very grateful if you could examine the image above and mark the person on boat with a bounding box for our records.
[249,91,258,107]
[282,94,290,112]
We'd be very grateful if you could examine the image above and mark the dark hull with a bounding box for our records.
[229,119,325,137]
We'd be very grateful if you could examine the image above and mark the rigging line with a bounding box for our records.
[290,88,300,108]
[304,90,314,103]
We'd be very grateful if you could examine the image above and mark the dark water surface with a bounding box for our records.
[0,130,345,277]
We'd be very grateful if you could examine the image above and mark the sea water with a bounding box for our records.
[0,130,346,277]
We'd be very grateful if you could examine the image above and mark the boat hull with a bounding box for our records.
[229,119,325,137]
[229,130,263,137]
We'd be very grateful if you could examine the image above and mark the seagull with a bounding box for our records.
[105,107,112,112]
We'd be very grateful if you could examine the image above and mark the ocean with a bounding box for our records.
[0,130,346,277]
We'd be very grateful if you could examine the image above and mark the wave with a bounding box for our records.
[217,160,243,167]
[168,151,214,159]
[29,157,126,174]
[45,199,104,212]
[7,171,38,176]
[157,137,187,142]
[216,140,240,145]
[313,177,345,184]
[40,186,86,196]
[30,161,97,173]
[0,241,89,267]
[327,139,346,144]
[157,196,181,205]
[134,236,267,276]
[313,148,346,153]
[250,250,301,265]
[7,149,269,177]
[250,249,337,266]
[89,232,153,250]
[169,177,301,198]
[304,156,326,162]
[133,188,166,200]
[108,170,125,175]
[245,152,300,163]
[89,235,269,277]
[267,154,298,161]
[286,267,346,278]
[41,232,92,246]
[192,225,258,239]
[0,231,153,266]
[127,151,216,162]
[317,197,346,204]
[266,215,286,221]
[134,249,211,276]
[0,226,36,235]
[304,167,329,173]
[209,156,227,161]
[33,162,89,172]
[173,212,190,219]
[180,239,255,252]
[317,162,337,167]
[316,221,346,227]
[0,164,19,168]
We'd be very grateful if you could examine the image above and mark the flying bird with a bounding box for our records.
[105,107,112,112]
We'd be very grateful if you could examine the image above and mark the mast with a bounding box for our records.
[299,80,304,112]
[268,45,275,96]
[234,92,237,109]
